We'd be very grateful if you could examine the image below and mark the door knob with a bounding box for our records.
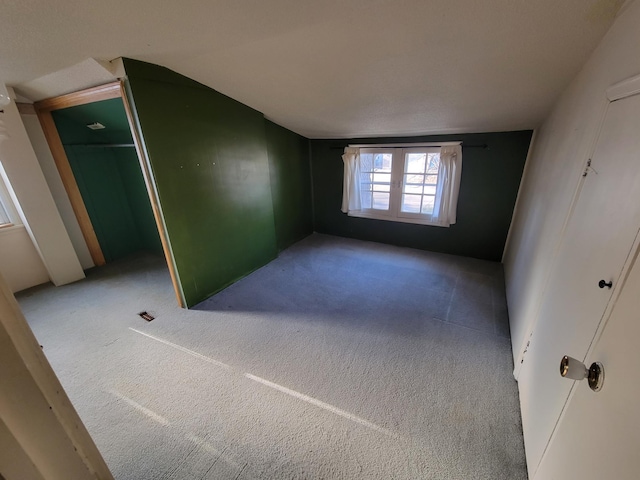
[560,355,604,392]
[598,279,613,289]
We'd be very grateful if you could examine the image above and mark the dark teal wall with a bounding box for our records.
[52,99,162,262]
[117,149,163,255]
[310,131,532,261]
[65,146,141,262]
[265,120,313,251]
[124,59,279,307]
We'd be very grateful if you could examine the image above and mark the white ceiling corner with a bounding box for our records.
[0,0,626,137]
[14,58,118,103]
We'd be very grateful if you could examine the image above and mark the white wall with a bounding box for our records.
[0,226,50,293]
[0,415,46,480]
[20,113,94,270]
[0,88,85,287]
[0,271,114,480]
[0,160,48,292]
[504,0,640,372]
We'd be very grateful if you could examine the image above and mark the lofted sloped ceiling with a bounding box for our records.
[0,0,627,138]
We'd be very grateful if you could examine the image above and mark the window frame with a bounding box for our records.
[350,146,445,226]
[357,148,396,219]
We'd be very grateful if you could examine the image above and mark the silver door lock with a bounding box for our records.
[560,355,604,392]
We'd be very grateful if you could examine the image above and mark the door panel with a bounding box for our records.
[534,248,640,479]
[518,93,640,475]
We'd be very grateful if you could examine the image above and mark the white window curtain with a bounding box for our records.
[432,145,462,227]
[341,147,361,213]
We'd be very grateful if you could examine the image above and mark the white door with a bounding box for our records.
[534,247,640,479]
[518,90,640,476]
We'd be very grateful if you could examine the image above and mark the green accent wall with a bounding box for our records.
[265,120,313,251]
[120,59,528,307]
[310,131,532,261]
[117,149,163,255]
[123,59,279,307]
[52,99,162,263]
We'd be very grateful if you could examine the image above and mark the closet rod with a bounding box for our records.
[66,143,135,148]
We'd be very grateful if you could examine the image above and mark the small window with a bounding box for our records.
[342,144,462,227]
[0,171,18,228]
[0,200,10,227]
[400,150,439,215]
[359,151,393,211]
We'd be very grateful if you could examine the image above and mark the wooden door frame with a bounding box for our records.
[34,82,184,307]
[34,83,121,267]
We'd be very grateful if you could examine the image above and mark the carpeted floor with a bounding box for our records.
[17,234,527,480]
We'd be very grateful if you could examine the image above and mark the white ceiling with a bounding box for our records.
[0,0,627,138]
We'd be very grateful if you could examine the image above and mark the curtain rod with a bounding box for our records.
[66,143,135,148]
[330,143,488,150]
[349,141,462,148]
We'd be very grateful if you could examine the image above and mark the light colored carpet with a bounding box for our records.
[17,234,527,479]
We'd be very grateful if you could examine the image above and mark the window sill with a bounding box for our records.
[347,211,449,227]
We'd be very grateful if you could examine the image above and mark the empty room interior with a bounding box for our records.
[1,1,640,479]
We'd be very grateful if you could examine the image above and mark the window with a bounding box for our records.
[341,144,462,227]
[0,200,10,227]
[0,168,18,228]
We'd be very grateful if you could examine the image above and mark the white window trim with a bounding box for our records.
[343,142,462,228]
